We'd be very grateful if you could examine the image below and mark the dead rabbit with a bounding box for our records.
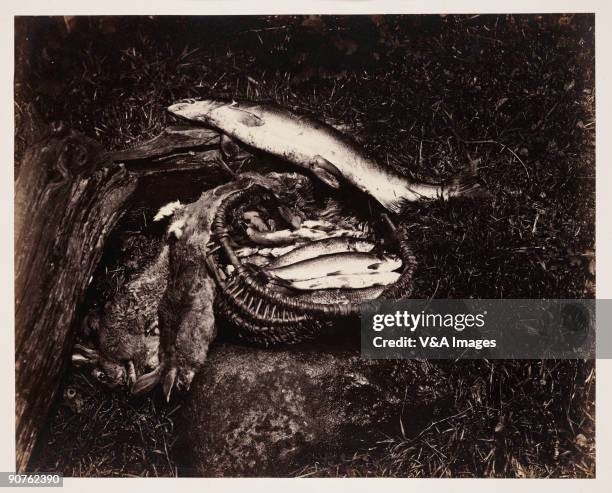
[72,245,169,390]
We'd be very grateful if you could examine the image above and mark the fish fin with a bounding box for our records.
[229,107,265,127]
[220,134,240,158]
[277,205,302,230]
[367,262,383,270]
[311,155,342,189]
[383,199,405,215]
[446,171,491,200]
[327,270,342,276]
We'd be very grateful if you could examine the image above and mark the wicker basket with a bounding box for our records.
[205,180,417,345]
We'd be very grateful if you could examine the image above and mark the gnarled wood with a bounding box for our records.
[123,149,227,177]
[110,125,219,162]
[15,125,137,472]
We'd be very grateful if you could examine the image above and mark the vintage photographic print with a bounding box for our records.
[13,14,595,478]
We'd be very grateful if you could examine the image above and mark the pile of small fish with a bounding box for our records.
[229,205,402,305]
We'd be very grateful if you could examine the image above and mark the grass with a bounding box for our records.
[17,14,595,477]
[294,360,595,477]
[29,373,179,477]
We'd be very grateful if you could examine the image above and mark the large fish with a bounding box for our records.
[268,252,402,282]
[168,99,484,213]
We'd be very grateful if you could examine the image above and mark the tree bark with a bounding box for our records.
[109,125,219,162]
[14,124,138,472]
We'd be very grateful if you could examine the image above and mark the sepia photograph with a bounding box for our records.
[12,12,595,479]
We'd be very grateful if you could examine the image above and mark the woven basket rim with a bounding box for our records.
[207,181,417,320]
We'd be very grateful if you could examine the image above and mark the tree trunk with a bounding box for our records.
[14,125,138,472]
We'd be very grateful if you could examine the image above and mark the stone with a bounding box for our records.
[177,342,449,477]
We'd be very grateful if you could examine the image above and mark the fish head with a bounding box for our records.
[354,239,376,251]
[168,99,227,122]
[168,99,264,129]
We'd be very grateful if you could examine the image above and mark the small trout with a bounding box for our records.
[290,271,401,290]
[236,244,303,258]
[246,226,367,246]
[268,237,376,269]
[294,285,385,304]
[268,252,402,282]
[168,99,485,213]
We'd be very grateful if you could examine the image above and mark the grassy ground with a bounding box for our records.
[17,14,595,477]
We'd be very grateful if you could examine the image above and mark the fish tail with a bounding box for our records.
[388,171,490,213]
[266,274,298,293]
[245,262,275,284]
[445,171,491,200]
[255,263,292,287]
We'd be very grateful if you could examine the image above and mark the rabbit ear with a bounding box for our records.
[131,367,161,396]
[80,312,100,338]
[72,344,100,365]
[163,366,178,402]
[71,353,92,366]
